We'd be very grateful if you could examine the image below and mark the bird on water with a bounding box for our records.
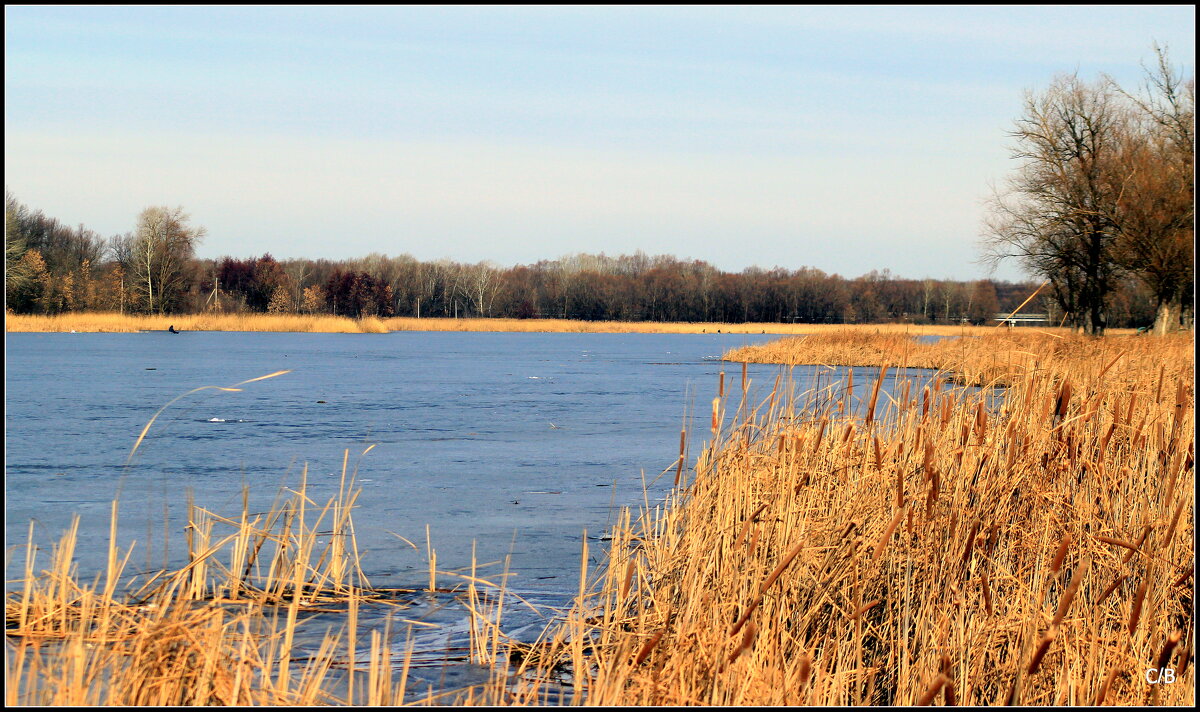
[168,325,180,333]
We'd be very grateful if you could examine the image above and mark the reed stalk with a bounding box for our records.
[470,329,1193,706]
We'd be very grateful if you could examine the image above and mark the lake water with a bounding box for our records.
[5,330,952,696]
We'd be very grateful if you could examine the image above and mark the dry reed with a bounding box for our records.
[3,455,456,705]
[458,330,1193,706]
[7,327,1190,706]
[5,377,512,706]
[6,310,1059,336]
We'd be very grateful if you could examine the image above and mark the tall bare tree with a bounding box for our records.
[130,206,205,314]
[983,73,1127,335]
[1108,46,1195,334]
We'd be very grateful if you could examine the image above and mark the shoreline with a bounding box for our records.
[494,328,1195,705]
[5,328,1193,704]
[6,311,1047,336]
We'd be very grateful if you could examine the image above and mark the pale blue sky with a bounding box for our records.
[5,5,1194,280]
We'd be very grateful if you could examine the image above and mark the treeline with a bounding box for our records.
[983,46,1194,335]
[5,192,1161,326]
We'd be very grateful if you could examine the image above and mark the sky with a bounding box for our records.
[5,5,1195,282]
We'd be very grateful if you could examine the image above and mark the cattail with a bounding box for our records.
[734,503,770,548]
[730,540,805,637]
[925,469,940,512]
[1178,630,1194,676]
[1128,579,1148,637]
[1165,498,1187,549]
[619,557,636,600]
[796,653,812,688]
[633,628,665,666]
[1097,350,1125,379]
[727,619,757,664]
[1155,630,1182,672]
[712,396,720,432]
[1050,535,1071,573]
[1094,666,1120,705]
[974,400,987,444]
[873,507,906,561]
[813,418,827,452]
[865,365,888,427]
[916,674,947,705]
[1095,574,1127,607]
[960,520,980,570]
[1122,526,1152,566]
[674,429,686,486]
[1056,380,1072,420]
[1027,627,1056,674]
[1169,378,1187,449]
[1097,422,1115,460]
[984,523,1001,557]
[941,653,958,706]
[1052,557,1087,626]
[849,600,880,620]
[1095,534,1139,552]
[981,570,994,616]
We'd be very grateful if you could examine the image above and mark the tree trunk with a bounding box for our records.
[1154,296,1181,335]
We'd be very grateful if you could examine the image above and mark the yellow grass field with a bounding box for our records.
[5,310,1045,336]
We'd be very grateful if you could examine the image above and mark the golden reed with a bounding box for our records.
[460,330,1193,706]
[6,310,1031,336]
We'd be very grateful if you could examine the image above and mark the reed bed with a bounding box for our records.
[7,310,1023,336]
[465,330,1193,706]
[4,451,510,706]
[3,311,386,334]
[725,328,1153,387]
[7,328,1190,706]
[380,318,1003,336]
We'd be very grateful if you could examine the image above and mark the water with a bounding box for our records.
[5,330,955,698]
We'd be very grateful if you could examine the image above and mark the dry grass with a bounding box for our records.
[5,374,512,706]
[380,318,1005,336]
[725,328,1150,387]
[3,454,436,705]
[3,311,383,334]
[6,310,1045,335]
[7,328,1191,706]
[462,330,1194,706]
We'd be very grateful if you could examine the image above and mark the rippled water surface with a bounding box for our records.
[7,332,780,583]
[6,330,954,698]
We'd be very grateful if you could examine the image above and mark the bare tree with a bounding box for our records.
[282,258,314,308]
[983,73,1126,335]
[1108,46,1195,333]
[130,206,206,314]
[464,261,502,317]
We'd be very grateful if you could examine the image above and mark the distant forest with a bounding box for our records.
[5,192,1160,327]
